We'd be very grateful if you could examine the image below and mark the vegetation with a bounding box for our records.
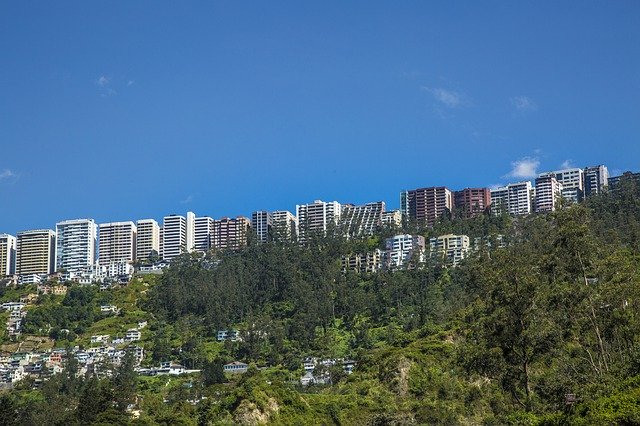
[2,177,640,424]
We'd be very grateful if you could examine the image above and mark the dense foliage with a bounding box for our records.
[2,176,640,424]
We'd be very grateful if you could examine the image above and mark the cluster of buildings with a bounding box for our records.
[0,165,637,283]
[0,344,144,386]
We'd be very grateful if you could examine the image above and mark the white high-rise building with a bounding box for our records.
[384,234,425,269]
[194,216,214,252]
[56,219,97,273]
[584,165,609,196]
[0,234,16,276]
[16,229,56,276]
[136,219,160,262]
[162,215,187,261]
[535,173,564,213]
[429,234,470,266]
[340,201,385,237]
[98,221,136,265]
[186,211,196,252]
[296,200,341,243]
[553,168,584,203]
[251,211,272,243]
[158,226,164,260]
[490,181,534,216]
[271,210,297,241]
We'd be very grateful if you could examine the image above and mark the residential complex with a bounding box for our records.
[454,188,491,218]
[384,234,426,269]
[491,181,534,216]
[429,234,470,266]
[211,217,251,250]
[162,215,187,261]
[0,234,16,277]
[55,219,97,273]
[296,200,341,242]
[98,222,136,265]
[194,216,214,252]
[16,230,56,276]
[271,210,297,241]
[535,173,564,213]
[584,165,609,196]
[552,168,584,203]
[251,211,272,243]
[340,201,385,237]
[401,187,453,227]
[1,160,635,282]
[136,219,160,262]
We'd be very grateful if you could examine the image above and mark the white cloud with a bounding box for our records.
[422,86,468,108]
[97,75,110,87]
[560,160,574,169]
[511,96,537,111]
[0,169,15,179]
[127,80,135,86]
[505,157,540,179]
[180,195,194,204]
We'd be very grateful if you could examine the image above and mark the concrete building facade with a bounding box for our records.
[98,221,136,265]
[136,219,160,262]
[55,219,97,273]
[0,234,16,277]
[16,229,56,276]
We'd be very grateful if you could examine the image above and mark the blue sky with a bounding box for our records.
[1,2,639,234]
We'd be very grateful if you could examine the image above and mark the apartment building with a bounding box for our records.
[384,234,426,269]
[251,211,272,243]
[136,219,160,262]
[271,210,297,242]
[609,171,640,191]
[0,234,16,276]
[584,165,609,196]
[553,168,584,203]
[194,216,214,252]
[401,187,453,227]
[98,221,136,265]
[490,181,534,216]
[16,229,56,276]
[162,215,187,261]
[341,249,383,274]
[340,201,385,237]
[429,234,470,266]
[211,217,251,250]
[186,211,195,252]
[296,200,341,242]
[381,210,402,227]
[535,173,564,213]
[55,219,97,273]
[454,188,491,218]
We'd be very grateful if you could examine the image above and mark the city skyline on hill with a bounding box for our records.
[1,2,639,235]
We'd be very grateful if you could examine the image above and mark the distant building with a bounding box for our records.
[401,187,453,227]
[381,210,402,227]
[384,234,426,269]
[296,200,341,243]
[136,219,160,262]
[194,216,214,252]
[340,201,385,237]
[16,229,56,276]
[429,234,470,266]
[341,249,383,274]
[56,219,97,273]
[454,188,491,218]
[224,361,248,374]
[535,173,563,212]
[186,212,196,252]
[98,221,136,265]
[251,211,272,243]
[0,234,16,277]
[609,171,640,191]
[583,165,609,196]
[211,217,251,250]
[552,168,584,203]
[162,215,187,261]
[271,210,297,241]
[490,181,534,216]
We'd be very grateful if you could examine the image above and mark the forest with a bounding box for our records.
[1,176,640,425]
